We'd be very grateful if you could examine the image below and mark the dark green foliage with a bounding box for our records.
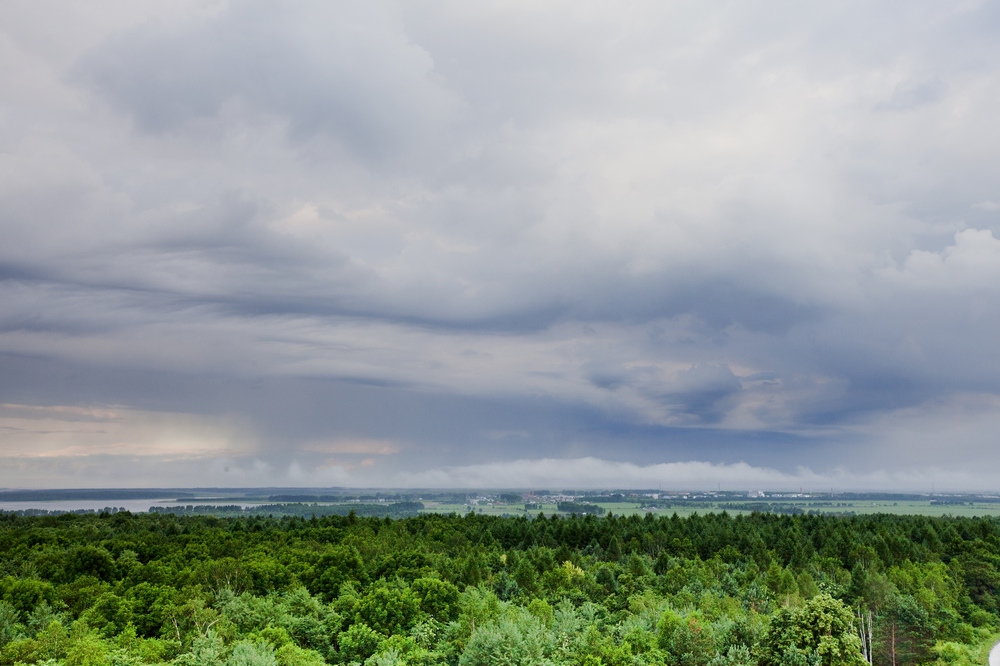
[303,546,367,602]
[878,593,934,665]
[65,546,116,583]
[0,577,59,617]
[557,502,606,516]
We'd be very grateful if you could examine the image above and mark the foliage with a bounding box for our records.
[761,594,865,666]
[0,509,999,664]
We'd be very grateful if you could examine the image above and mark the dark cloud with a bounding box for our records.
[0,351,832,474]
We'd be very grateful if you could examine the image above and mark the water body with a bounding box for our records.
[0,499,262,514]
[990,640,1000,666]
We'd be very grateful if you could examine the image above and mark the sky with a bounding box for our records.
[2,1,1000,491]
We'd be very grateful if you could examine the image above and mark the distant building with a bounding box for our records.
[748,490,764,498]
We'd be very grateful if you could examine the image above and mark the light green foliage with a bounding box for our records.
[526,598,553,627]
[410,578,459,622]
[274,641,326,666]
[113,622,175,664]
[361,632,438,666]
[27,602,64,638]
[337,623,383,664]
[226,639,278,666]
[252,624,292,650]
[0,620,68,664]
[352,584,420,637]
[928,625,999,666]
[0,602,23,648]
[63,628,111,666]
[796,573,819,600]
[708,644,755,666]
[124,582,177,638]
[618,554,654,598]
[618,621,663,663]
[363,648,404,666]
[82,591,133,637]
[658,609,717,666]
[458,611,550,666]
[445,586,504,654]
[217,590,283,634]
[173,631,227,666]
[408,617,441,651]
[762,594,866,666]
[215,587,333,658]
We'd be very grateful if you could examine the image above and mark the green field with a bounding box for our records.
[419,498,1000,519]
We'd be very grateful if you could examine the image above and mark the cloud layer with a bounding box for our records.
[2,1,1000,488]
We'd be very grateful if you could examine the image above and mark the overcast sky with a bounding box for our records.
[2,1,1000,490]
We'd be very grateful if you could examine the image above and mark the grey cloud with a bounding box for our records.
[661,364,743,425]
[3,1,1000,488]
[73,1,458,163]
[877,80,947,112]
[0,351,838,473]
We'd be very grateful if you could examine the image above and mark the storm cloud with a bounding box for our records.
[2,1,1000,489]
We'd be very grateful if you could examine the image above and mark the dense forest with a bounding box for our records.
[1,510,998,665]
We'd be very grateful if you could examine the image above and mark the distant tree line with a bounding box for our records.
[556,502,606,516]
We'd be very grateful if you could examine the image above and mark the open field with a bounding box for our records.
[418,502,767,519]
[420,498,1000,519]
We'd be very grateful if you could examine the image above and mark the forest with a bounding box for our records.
[0,509,998,666]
